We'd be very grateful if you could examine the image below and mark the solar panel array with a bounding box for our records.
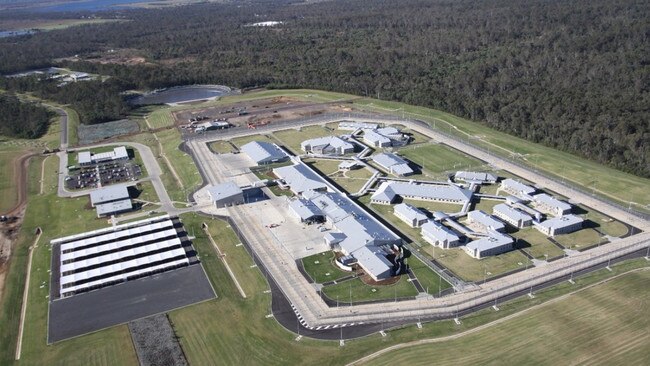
[54,216,190,298]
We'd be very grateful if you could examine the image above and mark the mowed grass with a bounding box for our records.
[273,126,335,154]
[322,276,418,303]
[426,247,532,282]
[397,143,486,177]
[228,134,279,149]
[511,227,565,260]
[554,228,604,250]
[209,140,236,154]
[147,107,175,129]
[408,256,452,294]
[362,269,650,366]
[582,208,629,238]
[301,251,350,283]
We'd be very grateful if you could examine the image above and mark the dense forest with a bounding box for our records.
[0,93,53,138]
[0,0,647,177]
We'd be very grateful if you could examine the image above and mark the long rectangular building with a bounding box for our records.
[371,181,473,206]
[421,221,460,249]
[500,178,536,198]
[372,153,413,176]
[493,203,533,228]
[467,210,506,232]
[464,231,514,259]
[51,215,190,298]
[534,214,583,236]
[532,193,572,217]
[393,203,428,228]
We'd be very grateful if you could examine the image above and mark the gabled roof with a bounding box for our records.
[493,203,532,222]
[501,178,536,195]
[537,214,583,230]
[467,210,505,231]
[274,164,328,194]
[533,193,571,212]
[421,221,459,242]
[466,232,513,251]
[289,198,323,220]
[301,136,353,151]
[207,181,242,200]
[240,141,288,164]
[364,130,391,144]
[371,181,473,203]
[394,203,427,222]
[455,171,497,183]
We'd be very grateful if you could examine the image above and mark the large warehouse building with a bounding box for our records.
[207,181,244,208]
[52,215,191,298]
[89,185,133,217]
[240,141,289,165]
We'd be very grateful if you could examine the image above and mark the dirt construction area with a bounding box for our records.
[174,97,354,134]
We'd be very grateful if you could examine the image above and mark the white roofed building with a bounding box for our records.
[288,198,324,224]
[207,181,244,208]
[300,136,354,155]
[240,141,289,165]
[393,203,428,227]
[500,179,536,198]
[493,203,533,228]
[421,221,461,249]
[532,193,572,217]
[338,121,379,130]
[372,153,413,176]
[77,146,129,166]
[455,171,498,184]
[467,210,505,232]
[89,185,130,207]
[273,163,329,195]
[534,214,583,236]
[464,232,514,259]
[371,181,473,206]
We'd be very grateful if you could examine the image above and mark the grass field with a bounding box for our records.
[511,228,565,260]
[273,126,334,154]
[361,269,650,366]
[554,228,604,250]
[322,276,418,303]
[424,247,532,283]
[301,252,350,283]
[469,198,502,214]
[209,140,236,154]
[397,143,487,177]
[147,107,175,129]
[228,134,279,149]
[582,208,629,237]
[408,256,452,294]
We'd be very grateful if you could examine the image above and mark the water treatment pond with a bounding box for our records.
[131,85,233,105]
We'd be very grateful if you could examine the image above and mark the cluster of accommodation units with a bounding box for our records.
[52,215,190,298]
[77,146,129,166]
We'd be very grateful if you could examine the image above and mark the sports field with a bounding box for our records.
[357,269,650,366]
[397,143,486,177]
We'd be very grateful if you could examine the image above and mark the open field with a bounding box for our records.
[301,252,350,283]
[554,228,604,250]
[360,269,650,366]
[322,276,418,303]
[209,140,235,154]
[511,228,565,260]
[397,143,486,177]
[424,247,532,283]
[273,126,334,154]
[146,107,175,129]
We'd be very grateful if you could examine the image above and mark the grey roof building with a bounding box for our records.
[207,181,244,208]
[338,160,361,171]
[493,203,533,228]
[78,146,129,166]
[534,214,583,236]
[372,153,413,176]
[363,129,392,147]
[274,163,329,195]
[240,141,288,165]
[500,179,536,198]
[95,199,133,218]
[300,136,354,155]
[371,181,473,205]
[89,185,130,207]
[393,203,428,227]
[455,171,498,184]
[338,121,379,131]
[288,198,324,223]
[464,231,514,259]
[421,221,460,249]
[467,210,506,232]
[532,193,572,217]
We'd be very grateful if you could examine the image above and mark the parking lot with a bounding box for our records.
[65,161,143,190]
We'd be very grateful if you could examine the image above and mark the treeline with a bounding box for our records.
[1,77,132,125]
[0,93,53,138]
[0,0,647,176]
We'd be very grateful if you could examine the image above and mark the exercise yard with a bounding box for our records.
[397,143,486,176]
[301,251,350,283]
[273,126,336,154]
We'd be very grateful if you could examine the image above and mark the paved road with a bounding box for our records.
[184,112,650,330]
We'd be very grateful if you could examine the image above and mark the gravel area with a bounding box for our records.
[78,119,139,145]
[128,314,188,366]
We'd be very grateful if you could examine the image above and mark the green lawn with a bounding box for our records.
[425,247,532,283]
[511,227,565,260]
[147,107,175,129]
[303,158,341,176]
[63,106,80,146]
[408,256,452,295]
[554,228,604,250]
[273,126,335,154]
[301,251,350,283]
[322,276,418,303]
[209,140,236,154]
[581,208,629,238]
[397,143,486,176]
[362,269,650,366]
[469,198,502,214]
[229,134,279,149]
[402,198,464,215]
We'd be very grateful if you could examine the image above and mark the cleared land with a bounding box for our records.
[0,18,123,31]
[359,269,650,366]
